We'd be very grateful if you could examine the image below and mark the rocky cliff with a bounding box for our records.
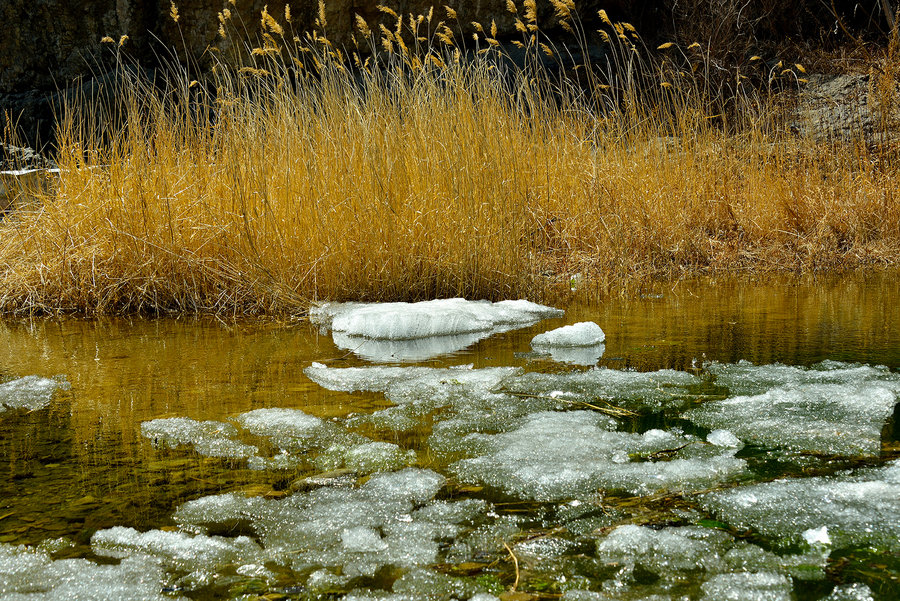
[0,0,888,150]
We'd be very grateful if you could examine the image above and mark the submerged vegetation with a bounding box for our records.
[1,1,899,314]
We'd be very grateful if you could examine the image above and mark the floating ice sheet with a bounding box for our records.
[142,409,398,473]
[307,364,545,436]
[91,527,266,574]
[707,360,900,397]
[169,468,494,580]
[0,375,69,413]
[700,459,900,551]
[304,363,514,396]
[595,525,826,580]
[310,298,563,361]
[497,368,702,411]
[685,382,897,456]
[0,543,182,600]
[451,411,746,500]
[140,417,257,459]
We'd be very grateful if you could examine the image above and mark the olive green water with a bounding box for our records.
[0,270,898,598]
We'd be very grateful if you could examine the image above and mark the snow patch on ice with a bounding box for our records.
[531,322,606,347]
[310,298,562,361]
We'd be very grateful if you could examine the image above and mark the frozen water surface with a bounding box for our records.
[685,382,897,456]
[700,459,900,551]
[0,543,181,600]
[159,468,498,584]
[140,417,257,459]
[498,368,702,410]
[0,375,69,413]
[706,360,900,396]
[451,410,746,500]
[91,526,266,573]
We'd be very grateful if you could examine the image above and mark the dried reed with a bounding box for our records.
[0,3,898,314]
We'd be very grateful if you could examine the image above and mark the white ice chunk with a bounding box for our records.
[707,429,743,448]
[311,298,562,361]
[701,459,900,551]
[500,368,702,410]
[140,417,256,459]
[173,492,266,534]
[236,407,323,438]
[323,298,562,340]
[452,411,745,500]
[531,322,606,347]
[91,526,265,573]
[234,407,364,453]
[823,583,876,601]
[802,526,831,546]
[0,375,69,413]
[685,382,897,456]
[0,544,182,600]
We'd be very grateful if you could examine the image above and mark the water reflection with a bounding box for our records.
[0,269,897,559]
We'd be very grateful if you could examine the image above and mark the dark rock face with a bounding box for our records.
[0,0,890,150]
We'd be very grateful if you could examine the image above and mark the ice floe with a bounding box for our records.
[700,459,900,551]
[170,468,494,580]
[141,408,410,474]
[451,411,746,500]
[707,360,900,396]
[0,375,69,413]
[91,527,266,574]
[0,543,181,600]
[532,321,606,347]
[310,298,563,361]
[595,525,827,580]
[685,382,897,456]
[497,368,702,411]
[530,322,607,366]
[141,417,257,459]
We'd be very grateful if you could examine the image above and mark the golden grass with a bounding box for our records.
[1,4,899,315]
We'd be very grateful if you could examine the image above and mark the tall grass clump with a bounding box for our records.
[1,1,899,315]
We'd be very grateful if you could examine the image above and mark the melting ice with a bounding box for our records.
[0,375,69,413]
[687,361,900,456]
[310,298,563,362]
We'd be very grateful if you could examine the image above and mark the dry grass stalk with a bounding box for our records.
[0,3,898,315]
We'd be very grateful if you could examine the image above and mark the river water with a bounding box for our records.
[0,271,897,600]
